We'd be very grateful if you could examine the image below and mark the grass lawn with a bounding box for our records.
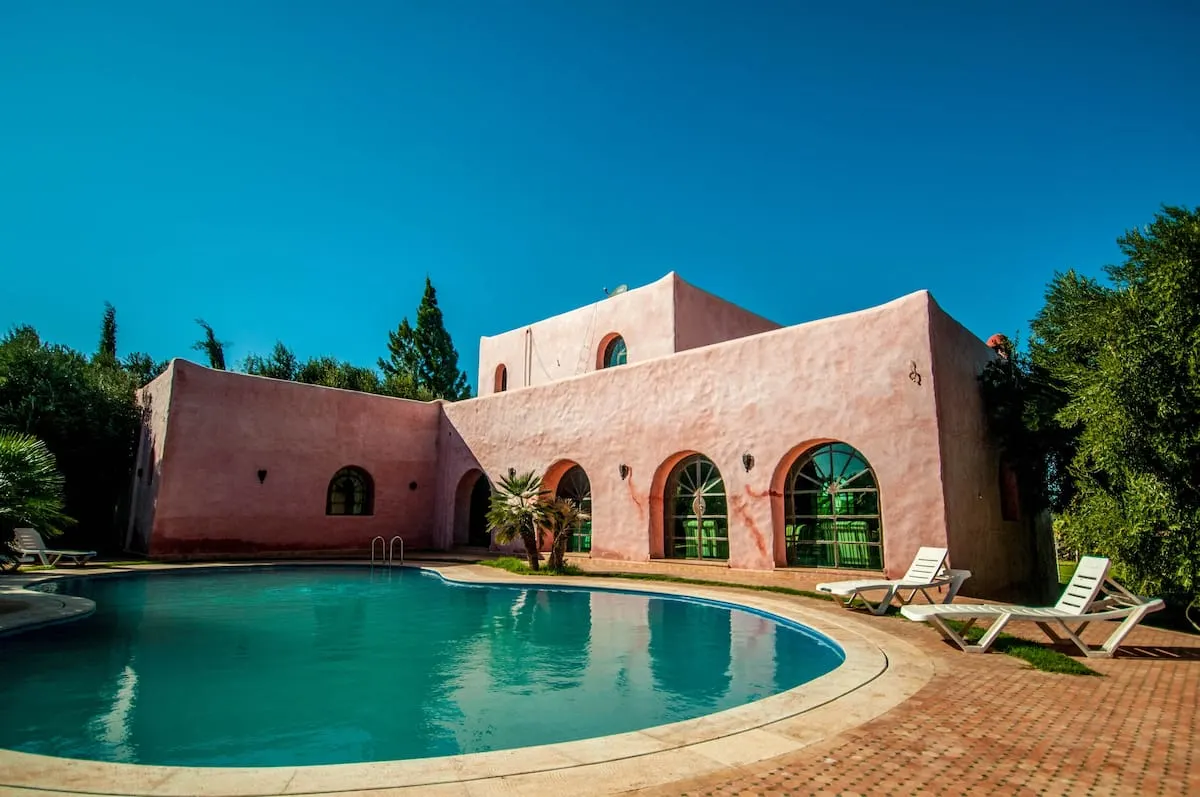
[480,556,833,601]
[481,556,585,577]
[479,557,1097,675]
[21,560,148,572]
[1058,559,1077,587]
[941,618,1100,676]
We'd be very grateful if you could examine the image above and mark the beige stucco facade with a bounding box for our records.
[128,274,1051,600]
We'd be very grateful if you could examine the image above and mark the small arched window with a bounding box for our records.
[602,336,627,368]
[326,467,374,516]
[494,364,508,393]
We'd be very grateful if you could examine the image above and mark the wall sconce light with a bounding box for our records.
[409,481,418,491]
[618,464,630,480]
[909,360,922,386]
[257,469,267,484]
[508,467,517,479]
[742,452,755,472]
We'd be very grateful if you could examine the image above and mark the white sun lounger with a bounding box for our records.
[12,528,96,568]
[816,546,972,615]
[900,556,1164,658]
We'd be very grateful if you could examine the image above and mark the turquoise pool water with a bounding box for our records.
[0,568,844,767]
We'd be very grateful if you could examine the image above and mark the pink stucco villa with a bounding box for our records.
[126,273,1050,600]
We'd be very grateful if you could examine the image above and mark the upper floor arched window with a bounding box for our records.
[326,466,374,516]
[602,335,627,368]
[494,364,508,392]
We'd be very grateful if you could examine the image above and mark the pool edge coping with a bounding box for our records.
[0,561,935,797]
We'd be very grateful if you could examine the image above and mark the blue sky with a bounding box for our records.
[2,1,1197,389]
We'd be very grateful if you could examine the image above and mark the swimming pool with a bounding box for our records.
[0,567,844,767]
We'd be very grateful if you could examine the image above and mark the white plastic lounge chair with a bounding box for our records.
[816,546,972,615]
[12,528,96,568]
[900,556,1164,658]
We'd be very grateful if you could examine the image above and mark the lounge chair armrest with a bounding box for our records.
[941,569,972,603]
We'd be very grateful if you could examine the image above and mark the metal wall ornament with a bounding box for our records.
[618,464,630,480]
[742,452,755,472]
[909,361,922,386]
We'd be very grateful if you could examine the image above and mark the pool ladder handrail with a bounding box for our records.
[369,535,404,567]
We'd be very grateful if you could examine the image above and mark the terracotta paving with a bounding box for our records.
[626,597,1199,797]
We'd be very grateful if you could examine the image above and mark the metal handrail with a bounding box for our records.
[370,535,385,566]
[389,536,404,567]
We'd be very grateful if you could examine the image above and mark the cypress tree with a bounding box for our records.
[95,302,118,367]
[413,278,470,399]
[378,318,420,382]
[380,278,471,400]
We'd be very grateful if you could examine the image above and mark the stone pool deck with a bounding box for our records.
[1,559,1197,796]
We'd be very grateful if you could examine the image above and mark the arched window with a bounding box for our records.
[556,465,592,553]
[494,364,508,393]
[665,454,728,560]
[602,336,627,368]
[784,443,881,569]
[326,467,374,516]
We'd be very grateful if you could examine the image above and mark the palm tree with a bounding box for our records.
[486,471,549,571]
[542,497,590,571]
[0,431,74,570]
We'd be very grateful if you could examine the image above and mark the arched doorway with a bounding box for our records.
[783,442,882,569]
[468,474,492,547]
[555,465,592,553]
[665,454,728,560]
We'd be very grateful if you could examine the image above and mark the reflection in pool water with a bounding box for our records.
[0,568,843,766]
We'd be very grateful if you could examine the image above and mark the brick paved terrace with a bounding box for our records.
[581,559,1200,797]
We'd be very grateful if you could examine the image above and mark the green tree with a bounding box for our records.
[122,352,169,387]
[0,326,139,554]
[380,278,471,400]
[487,471,549,571]
[414,278,471,399]
[541,497,589,571]
[1024,206,1200,610]
[244,341,299,381]
[378,318,419,383]
[192,319,228,370]
[295,356,382,393]
[380,371,436,402]
[95,302,118,368]
[240,340,433,399]
[0,431,74,570]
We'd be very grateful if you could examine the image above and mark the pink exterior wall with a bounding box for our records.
[138,360,442,558]
[439,291,951,576]
[125,362,177,554]
[928,304,1053,599]
[672,275,781,352]
[477,274,678,394]
[135,283,1034,599]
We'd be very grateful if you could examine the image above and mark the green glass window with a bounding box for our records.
[556,465,592,553]
[603,336,627,368]
[326,466,374,516]
[784,443,882,569]
[665,454,728,560]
